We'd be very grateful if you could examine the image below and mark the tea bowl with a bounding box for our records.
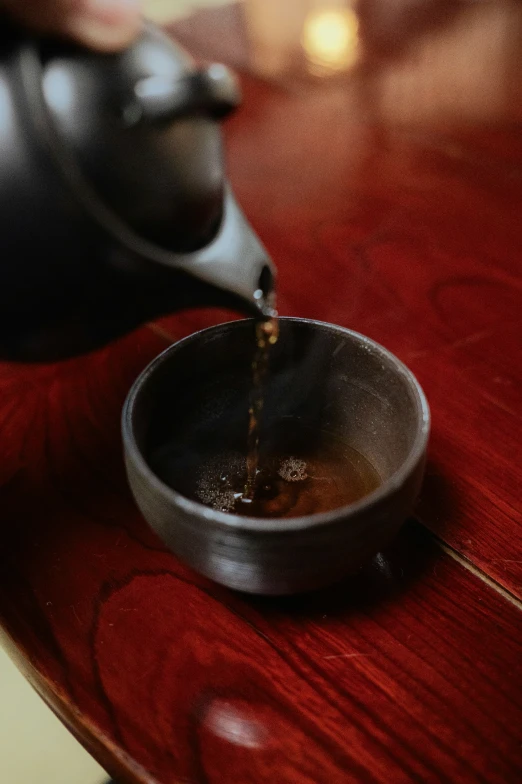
[122,318,430,595]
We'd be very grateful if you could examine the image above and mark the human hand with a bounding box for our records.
[1,0,142,51]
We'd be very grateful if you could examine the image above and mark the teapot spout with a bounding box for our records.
[173,187,277,318]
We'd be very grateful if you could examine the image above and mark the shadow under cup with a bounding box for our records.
[123,318,430,595]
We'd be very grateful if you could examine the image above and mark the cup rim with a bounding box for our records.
[122,318,430,532]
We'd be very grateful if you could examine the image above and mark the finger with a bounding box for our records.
[2,0,142,52]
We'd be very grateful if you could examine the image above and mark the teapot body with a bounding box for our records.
[0,23,274,361]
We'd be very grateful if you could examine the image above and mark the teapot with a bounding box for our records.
[0,20,275,361]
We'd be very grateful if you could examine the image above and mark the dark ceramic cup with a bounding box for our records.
[122,318,430,595]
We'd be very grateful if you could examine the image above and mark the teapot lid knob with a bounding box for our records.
[131,62,241,125]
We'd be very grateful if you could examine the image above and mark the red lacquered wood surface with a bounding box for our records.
[1,2,522,782]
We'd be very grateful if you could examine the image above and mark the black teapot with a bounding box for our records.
[0,21,275,361]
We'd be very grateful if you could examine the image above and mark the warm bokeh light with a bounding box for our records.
[302,7,360,73]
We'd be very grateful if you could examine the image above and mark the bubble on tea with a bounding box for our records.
[195,452,244,512]
[278,457,308,482]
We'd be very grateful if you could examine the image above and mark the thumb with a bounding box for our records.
[66,0,142,51]
[3,0,142,52]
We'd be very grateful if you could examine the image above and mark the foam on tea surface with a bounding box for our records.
[156,420,381,519]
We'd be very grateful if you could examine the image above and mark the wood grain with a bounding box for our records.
[0,1,522,782]
[0,329,520,782]
[0,326,520,783]
[1,409,521,784]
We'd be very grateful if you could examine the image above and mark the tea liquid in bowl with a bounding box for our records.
[153,419,381,519]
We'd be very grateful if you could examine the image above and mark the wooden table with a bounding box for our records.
[1,1,521,781]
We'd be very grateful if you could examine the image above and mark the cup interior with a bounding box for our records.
[130,318,426,518]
